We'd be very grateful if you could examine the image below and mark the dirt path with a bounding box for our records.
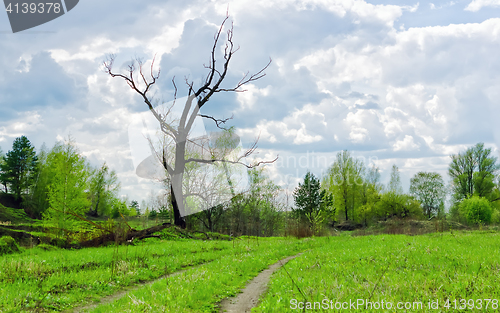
[219,253,302,313]
[67,265,194,313]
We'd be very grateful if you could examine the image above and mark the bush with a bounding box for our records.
[375,192,423,220]
[459,196,492,225]
[0,236,20,255]
[492,210,500,225]
[35,243,59,251]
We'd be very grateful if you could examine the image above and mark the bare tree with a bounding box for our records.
[104,15,276,228]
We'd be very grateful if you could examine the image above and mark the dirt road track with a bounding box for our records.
[219,253,302,313]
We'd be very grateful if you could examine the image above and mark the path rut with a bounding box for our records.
[219,253,302,313]
[67,264,197,313]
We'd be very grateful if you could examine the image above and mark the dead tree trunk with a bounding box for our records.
[103,14,276,231]
[171,185,186,228]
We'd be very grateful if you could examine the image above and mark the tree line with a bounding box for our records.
[1,135,498,238]
[291,143,500,233]
[0,136,137,237]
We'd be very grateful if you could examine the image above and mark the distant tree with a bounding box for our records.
[323,150,364,221]
[1,136,38,200]
[449,143,499,202]
[88,162,120,217]
[409,172,446,218]
[0,147,6,193]
[357,165,383,226]
[111,198,134,218]
[27,143,51,218]
[43,139,91,236]
[294,172,333,230]
[375,191,422,220]
[388,164,403,194]
[140,199,149,217]
[130,200,140,216]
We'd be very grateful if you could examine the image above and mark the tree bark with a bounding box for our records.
[171,184,186,228]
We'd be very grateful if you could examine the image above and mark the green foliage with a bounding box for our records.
[459,196,493,225]
[26,143,51,218]
[42,139,91,237]
[356,165,383,226]
[111,198,136,218]
[0,136,38,200]
[0,236,20,255]
[323,150,364,221]
[375,191,423,220]
[449,143,499,203]
[491,209,500,224]
[130,200,140,216]
[409,171,446,218]
[148,209,158,219]
[293,171,333,230]
[88,162,120,217]
[0,202,32,223]
[35,243,59,251]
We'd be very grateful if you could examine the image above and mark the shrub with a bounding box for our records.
[375,192,423,220]
[0,236,20,255]
[459,196,492,225]
[492,210,500,225]
[35,243,59,251]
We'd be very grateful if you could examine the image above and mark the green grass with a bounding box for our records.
[0,236,315,312]
[0,204,33,224]
[0,238,234,312]
[254,232,500,312]
[4,230,500,312]
[87,237,322,313]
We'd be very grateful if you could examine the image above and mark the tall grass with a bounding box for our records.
[255,232,500,312]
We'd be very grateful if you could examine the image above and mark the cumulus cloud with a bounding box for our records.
[465,0,500,12]
[393,135,420,151]
[2,0,500,200]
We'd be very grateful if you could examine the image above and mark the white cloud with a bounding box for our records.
[465,0,500,12]
[393,135,420,151]
[3,0,500,199]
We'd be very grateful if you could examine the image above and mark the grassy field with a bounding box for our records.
[255,231,500,312]
[0,233,315,312]
[86,237,320,313]
[2,222,500,312]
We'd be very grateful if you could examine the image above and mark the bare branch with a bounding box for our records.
[185,155,278,168]
[198,114,233,130]
[103,54,178,138]
[216,58,272,92]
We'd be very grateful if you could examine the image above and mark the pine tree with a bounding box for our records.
[1,136,38,200]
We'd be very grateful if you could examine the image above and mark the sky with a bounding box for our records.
[1,0,500,206]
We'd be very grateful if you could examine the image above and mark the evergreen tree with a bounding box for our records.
[293,171,333,228]
[1,136,38,200]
